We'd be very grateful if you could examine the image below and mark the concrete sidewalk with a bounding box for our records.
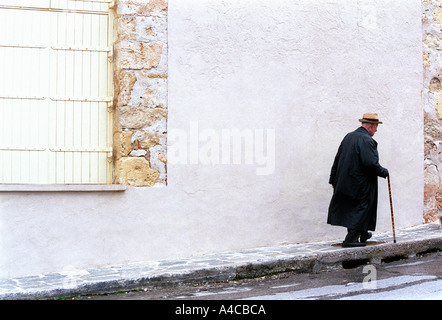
[1,222,441,300]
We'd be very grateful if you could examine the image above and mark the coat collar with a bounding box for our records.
[357,126,370,135]
[356,126,377,145]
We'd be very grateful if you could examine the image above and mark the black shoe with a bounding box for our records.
[360,232,372,243]
[342,241,366,248]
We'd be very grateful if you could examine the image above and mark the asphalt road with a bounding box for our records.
[82,251,441,300]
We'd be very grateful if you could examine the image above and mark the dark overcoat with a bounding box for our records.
[327,127,388,231]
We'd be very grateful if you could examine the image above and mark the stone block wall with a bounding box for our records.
[423,0,442,222]
[113,0,168,186]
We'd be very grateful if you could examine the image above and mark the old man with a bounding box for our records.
[328,113,389,247]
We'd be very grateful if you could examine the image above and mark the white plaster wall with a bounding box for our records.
[0,0,423,278]
[167,0,424,239]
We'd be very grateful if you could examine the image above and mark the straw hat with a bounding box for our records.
[359,113,383,124]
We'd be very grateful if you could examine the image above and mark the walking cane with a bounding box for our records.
[387,175,397,243]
